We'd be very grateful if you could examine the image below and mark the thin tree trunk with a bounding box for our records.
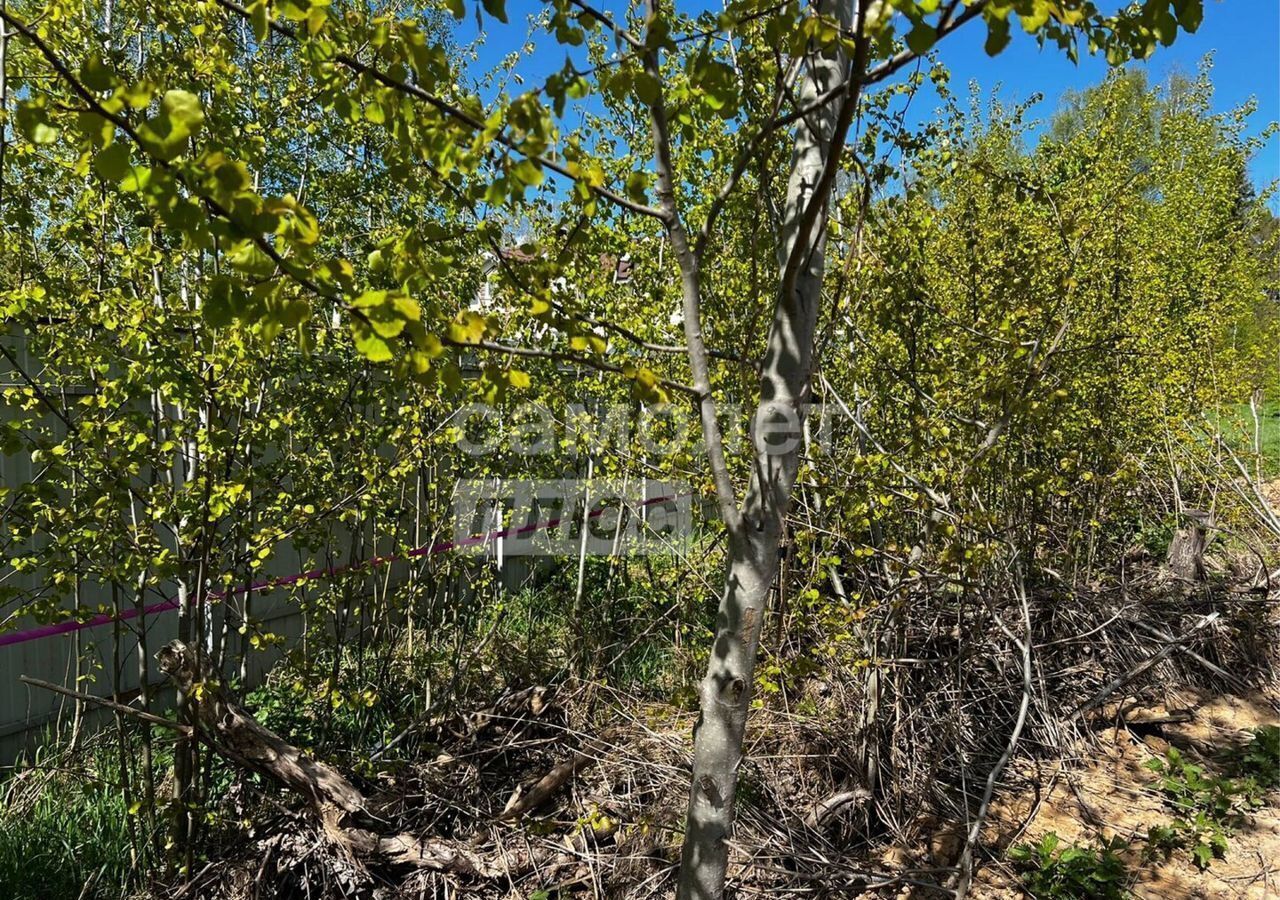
[676,2,859,896]
[0,0,8,214]
[68,458,85,751]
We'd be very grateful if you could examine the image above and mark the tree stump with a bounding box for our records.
[1166,509,1211,582]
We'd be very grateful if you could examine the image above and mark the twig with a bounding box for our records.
[1069,612,1221,719]
[19,675,190,734]
[497,751,595,821]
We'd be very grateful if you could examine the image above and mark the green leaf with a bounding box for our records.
[264,195,320,246]
[351,319,394,362]
[351,289,389,309]
[626,170,649,205]
[1174,0,1202,33]
[203,277,241,327]
[79,54,117,93]
[447,311,487,344]
[305,5,328,35]
[94,143,132,181]
[1020,0,1051,33]
[120,164,152,192]
[369,313,406,339]
[164,90,205,131]
[633,72,660,106]
[205,153,252,195]
[629,366,667,403]
[1192,842,1213,869]
[16,102,59,145]
[249,0,270,41]
[906,22,937,54]
[511,158,544,187]
[984,16,1011,56]
[76,112,113,148]
[481,0,508,23]
[137,90,205,161]
[277,0,308,21]
[226,241,277,278]
[1150,7,1177,46]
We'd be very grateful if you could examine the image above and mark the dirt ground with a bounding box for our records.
[1260,480,1280,510]
[970,689,1280,899]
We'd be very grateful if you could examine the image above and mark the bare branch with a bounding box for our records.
[20,675,191,734]
[441,335,698,397]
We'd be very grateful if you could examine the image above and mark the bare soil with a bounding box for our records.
[973,689,1280,899]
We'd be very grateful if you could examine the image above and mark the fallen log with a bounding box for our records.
[155,640,498,875]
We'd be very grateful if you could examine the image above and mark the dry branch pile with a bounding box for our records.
[145,535,1278,900]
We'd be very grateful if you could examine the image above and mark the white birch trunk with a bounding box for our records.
[676,2,855,897]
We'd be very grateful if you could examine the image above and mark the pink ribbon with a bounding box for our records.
[0,493,684,649]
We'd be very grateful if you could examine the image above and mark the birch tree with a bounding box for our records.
[0,0,1205,895]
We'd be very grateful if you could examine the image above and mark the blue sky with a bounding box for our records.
[459,0,1279,192]
[930,0,1280,189]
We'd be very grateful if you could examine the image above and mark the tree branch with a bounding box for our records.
[643,0,743,535]
[860,0,987,87]
[0,7,338,306]
[441,335,698,397]
[564,0,645,50]
[20,675,191,734]
[211,0,668,221]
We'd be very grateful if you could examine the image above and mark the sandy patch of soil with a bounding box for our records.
[972,690,1280,899]
[1261,479,1280,510]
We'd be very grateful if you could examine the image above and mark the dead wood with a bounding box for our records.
[498,750,595,821]
[154,640,510,877]
[803,788,870,829]
[1068,612,1221,719]
[19,675,191,734]
[1167,508,1211,581]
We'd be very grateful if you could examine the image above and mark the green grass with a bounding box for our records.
[0,738,147,900]
[1219,401,1280,478]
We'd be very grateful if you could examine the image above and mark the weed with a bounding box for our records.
[0,738,148,900]
[1143,746,1265,869]
[1226,725,1279,790]
[1009,832,1132,899]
